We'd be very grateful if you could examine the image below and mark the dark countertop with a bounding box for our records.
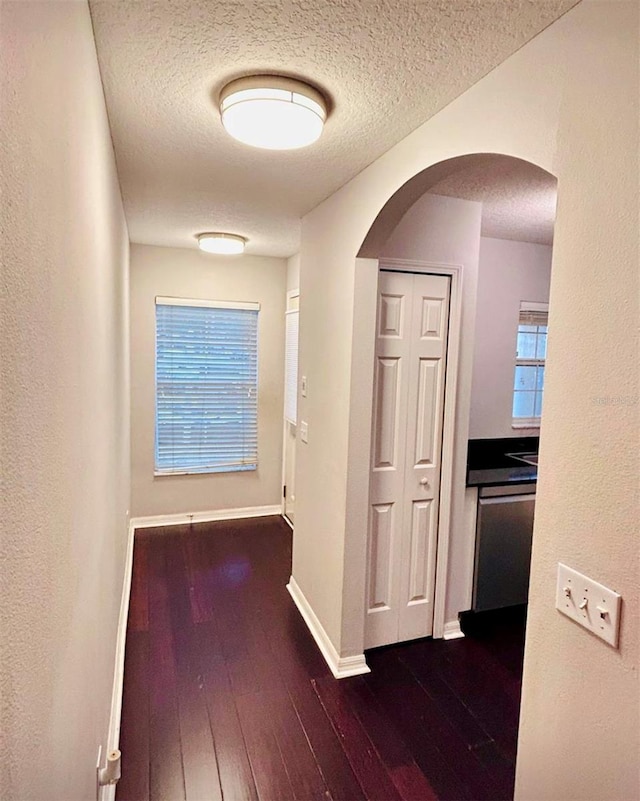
[466,436,539,487]
[467,465,537,487]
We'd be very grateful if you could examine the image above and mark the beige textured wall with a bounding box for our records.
[0,2,130,799]
[515,2,639,798]
[470,237,552,440]
[130,244,286,517]
[294,3,639,797]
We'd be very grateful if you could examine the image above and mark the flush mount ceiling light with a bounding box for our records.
[197,233,247,255]
[219,75,327,150]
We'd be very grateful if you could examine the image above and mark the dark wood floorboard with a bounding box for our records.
[192,623,259,801]
[166,533,223,801]
[337,678,437,801]
[118,630,150,801]
[147,536,186,801]
[118,516,524,801]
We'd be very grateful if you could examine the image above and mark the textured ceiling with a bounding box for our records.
[89,0,576,257]
[429,157,557,245]
[359,154,557,257]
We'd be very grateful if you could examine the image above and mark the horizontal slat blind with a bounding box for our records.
[155,300,259,474]
[519,309,548,327]
[519,301,549,328]
[284,310,299,424]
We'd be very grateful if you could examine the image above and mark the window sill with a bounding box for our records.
[511,421,541,430]
[154,465,257,477]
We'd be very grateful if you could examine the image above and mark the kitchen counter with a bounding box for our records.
[467,464,537,487]
[467,437,539,612]
[466,436,539,487]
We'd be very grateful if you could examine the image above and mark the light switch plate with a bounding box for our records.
[556,563,621,647]
[301,375,308,398]
[300,420,309,443]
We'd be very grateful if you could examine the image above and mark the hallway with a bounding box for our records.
[118,517,523,801]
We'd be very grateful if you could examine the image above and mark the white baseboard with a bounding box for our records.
[443,619,465,640]
[282,513,294,531]
[98,518,136,801]
[286,576,370,679]
[130,504,282,530]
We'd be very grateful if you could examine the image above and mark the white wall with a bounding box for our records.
[287,252,301,292]
[469,237,552,439]
[130,244,286,518]
[0,2,130,799]
[293,3,639,798]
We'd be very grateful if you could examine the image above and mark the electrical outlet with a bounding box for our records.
[555,563,621,647]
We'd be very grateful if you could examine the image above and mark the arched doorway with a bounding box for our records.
[350,153,557,650]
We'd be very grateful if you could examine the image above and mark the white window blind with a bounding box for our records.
[155,297,259,475]
[284,309,299,424]
[518,307,548,327]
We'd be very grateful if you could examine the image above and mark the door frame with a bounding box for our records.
[281,289,300,528]
[374,258,463,640]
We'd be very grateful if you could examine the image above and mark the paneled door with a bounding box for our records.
[365,270,451,649]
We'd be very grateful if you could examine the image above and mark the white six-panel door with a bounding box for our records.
[365,270,451,649]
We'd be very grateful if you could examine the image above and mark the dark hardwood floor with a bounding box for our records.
[117,516,524,801]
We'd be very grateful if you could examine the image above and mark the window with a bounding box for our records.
[512,302,549,427]
[155,297,259,475]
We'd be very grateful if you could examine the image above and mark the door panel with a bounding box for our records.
[420,296,446,339]
[372,357,401,469]
[399,496,438,642]
[414,359,440,466]
[367,503,395,610]
[366,271,450,649]
[378,292,405,337]
[407,500,432,602]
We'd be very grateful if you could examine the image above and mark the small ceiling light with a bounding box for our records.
[219,75,327,150]
[197,233,247,255]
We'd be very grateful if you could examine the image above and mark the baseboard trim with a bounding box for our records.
[99,518,136,801]
[282,513,294,531]
[130,504,282,529]
[286,576,370,679]
[443,619,465,640]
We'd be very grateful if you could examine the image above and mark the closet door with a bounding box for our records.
[366,272,413,648]
[365,271,450,649]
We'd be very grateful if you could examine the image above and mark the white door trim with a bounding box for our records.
[377,258,463,640]
[281,289,300,520]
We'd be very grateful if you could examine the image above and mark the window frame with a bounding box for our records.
[512,301,549,430]
[154,295,260,476]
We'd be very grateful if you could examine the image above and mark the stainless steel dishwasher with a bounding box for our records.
[472,483,536,612]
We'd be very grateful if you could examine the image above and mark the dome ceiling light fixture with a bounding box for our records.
[219,75,327,151]
[197,232,247,255]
